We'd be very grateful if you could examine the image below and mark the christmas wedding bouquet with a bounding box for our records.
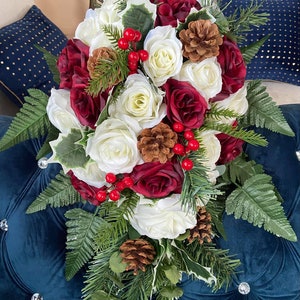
[0,0,297,299]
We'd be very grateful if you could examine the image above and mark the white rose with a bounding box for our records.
[72,160,107,188]
[212,84,248,124]
[109,73,166,132]
[46,89,82,134]
[86,118,142,174]
[143,26,183,87]
[174,57,222,100]
[75,2,123,51]
[128,194,197,240]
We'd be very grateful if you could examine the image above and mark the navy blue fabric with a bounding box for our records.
[0,116,84,300]
[0,6,67,107]
[179,105,300,299]
[224,0,300,86]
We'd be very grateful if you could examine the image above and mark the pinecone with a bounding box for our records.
[179,19,223,63]
[137,122,178,163]
[119,238,156,275]
[188,207,213,244]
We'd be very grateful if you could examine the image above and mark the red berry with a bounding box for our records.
[184,130,194,140]
[118,37,129,50]
[172,122,184,133]
[105,172,117,184]
[123,176,134,188]
[115,181,126,191]
[173,143,185,155]
[138,49,149,61]
[128,60,138,71]
[182,158,194,171]
[109,189,121,201]
[96,190,107,202]
[128,51,140,62]
[134,30,142,42]
[187,139,200,151]
[123,28,136,42]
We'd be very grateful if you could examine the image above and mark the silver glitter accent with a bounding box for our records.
[238,282,250,295]
[296,151,300,162]
[0,219,8,232]
[38,157,49,169]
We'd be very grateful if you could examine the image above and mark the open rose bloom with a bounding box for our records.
[17,0,294,298]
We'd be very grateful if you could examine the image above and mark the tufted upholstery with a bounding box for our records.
[0,104,299,299]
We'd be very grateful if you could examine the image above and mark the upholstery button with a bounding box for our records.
[38,157,49,169]
[238,282,250,295]
[0,219,8,231]
[31,293,43,300]
[296,150,300,161]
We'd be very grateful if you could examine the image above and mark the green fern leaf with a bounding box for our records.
[226,174,297,241]
[240,80,295,136]
[26,171,82,213]
[0,89,50,152]
[65,208,105,281]
[36,125,59,160]
[204,121,268,146]
[241,34,271,64]
[35,44,60,84]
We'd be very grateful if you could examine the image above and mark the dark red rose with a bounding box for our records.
[130,160,184,198]
[212,37,246,101]
[68,171,106,206]
[163,79,208,130]
[70,67,109,128]
[151,0,201,27]
[216,133,244,164]
[57,39,90,89]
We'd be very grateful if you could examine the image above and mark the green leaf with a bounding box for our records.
[163,265,181,285]
[36,125,59,160]
[65,208,105,280]
[122,4,154,49]
[26,171,83,213]
[109,252,127,274]
[241,34,271,65]
[160,286,183,298]
[0,89,50,152]
[240,80,295,137]
[34,44,60,84]
[91,290,119,300]
[52,128,89,169]
[226,174,297,241]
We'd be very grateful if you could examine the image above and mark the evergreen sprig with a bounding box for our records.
[240,80,295,136]
[26,170,83,214]
[206,104,240,121]
[0,89,50,152]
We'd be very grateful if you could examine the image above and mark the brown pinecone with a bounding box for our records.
[188,207,213,244]
[119,238,156,275]
[137,122,178,163]
[179,19,223,63]
[87,47,122,85]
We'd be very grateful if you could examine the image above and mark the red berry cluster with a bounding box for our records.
[172,122,200,171]
[118,28,149,74]
[95,173,134,203]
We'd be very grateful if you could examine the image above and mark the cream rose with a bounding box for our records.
[86,118,142,174]
[174,57,222,100]
[143,26,183,87]
[46,88,82,134]
[72,160,107,188]
[212,84,249,124]
[75,1,123,52]
[128,194,197,240]
[108,73,166,132]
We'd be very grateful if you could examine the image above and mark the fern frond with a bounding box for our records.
[204,121,268,146]
[240,80,295,136]
[241,34,271,64]
[0,89,50,152]
[26,171,83,214]
[226,174,297,241]
[34,44,60,84]
[36,125,59,159]
[206,104,240,121]
[65,208,105,281]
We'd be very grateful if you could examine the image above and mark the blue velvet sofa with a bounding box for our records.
[1,104,299,299]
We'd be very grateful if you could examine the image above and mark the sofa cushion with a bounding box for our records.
[0,5,67,107]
